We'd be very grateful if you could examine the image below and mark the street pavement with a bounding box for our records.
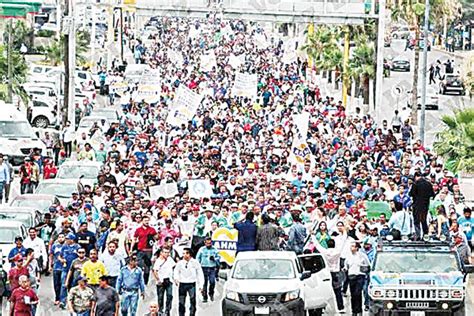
[380,39,473,147]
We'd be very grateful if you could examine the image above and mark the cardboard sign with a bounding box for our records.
[149,182,179,199]
[188,179,213,198]
[212,227,238,266]
[231,72,258,99]
[166,85,203,127]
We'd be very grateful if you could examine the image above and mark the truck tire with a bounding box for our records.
[307,308,323,316]
[452,305,465,316]
[33,115,50,128]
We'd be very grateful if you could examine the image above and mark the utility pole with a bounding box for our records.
[375,0,386,120]
[63,0,76,128]
[7,18,12,103]
[420,0,430,145]
[120,7,124,63]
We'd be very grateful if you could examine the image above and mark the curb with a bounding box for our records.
[432,46,473,60]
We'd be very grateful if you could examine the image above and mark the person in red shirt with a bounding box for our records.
[10,275,39,316]
[158,219,181,248]
[8,254,32,291]
[43,158,57,180]
[131,215,157,285]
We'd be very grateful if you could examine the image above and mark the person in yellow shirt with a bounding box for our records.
[81,249,107,289]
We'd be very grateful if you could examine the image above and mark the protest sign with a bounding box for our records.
[200,51,217,72]
[149,183,179,199]
[166,85,203,127]
[212,228,238,266]
[231,72,258,99]
[135,84,161,103]
[228,54,244,69]
[293,112,310,139]
[168,50,184,66]
[188,179,213,198]
[289,136,312,165]
[254,33,269,49]
[366,201,392,220]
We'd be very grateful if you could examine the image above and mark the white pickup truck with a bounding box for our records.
[221,251,334,316]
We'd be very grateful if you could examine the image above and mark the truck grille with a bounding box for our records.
[398,289,437,299]
[246,294,278,304]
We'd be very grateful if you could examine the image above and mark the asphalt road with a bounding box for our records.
[380,39,472,147]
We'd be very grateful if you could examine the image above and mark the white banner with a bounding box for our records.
[228,54,244,69]
[168,50,184,66]
[200,51,217,72]
[282,38,298,64]
[166,85,203,127]
[231,73,258,99]
[188,180,213,199]
[290,136,312,165]
[135,85,161,103]
[293,111,310,139]
[149,182,179,199]
[254,33,269,49]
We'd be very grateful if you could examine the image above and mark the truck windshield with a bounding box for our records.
[233,259,295,279]
[374,252,459,273]
[0,121,36,138]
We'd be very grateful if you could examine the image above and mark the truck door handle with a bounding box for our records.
[323,278,330,282]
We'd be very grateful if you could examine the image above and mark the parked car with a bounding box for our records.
[28,98,58,128]
[90,108,121,124]
[0,103,47,167]
[391,58,411,72]
[407,86,440,110]
[0,207,42,229]
[35,179,81,205]
[392,26,411,39]
[439,75,465,95]
[0,220,28,271]
[9,194,60,214]
[56,161,102,187]
[221,251,333,315]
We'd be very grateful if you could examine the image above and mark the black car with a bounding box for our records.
[391,58,410,72]
[439,75,465,95]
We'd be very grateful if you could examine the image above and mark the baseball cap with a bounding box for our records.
[66,233,76,240]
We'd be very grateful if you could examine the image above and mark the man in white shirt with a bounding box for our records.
[23,227,48,273]
[100,241,125,288]
[173,248,204,316]
[152,247,176,315]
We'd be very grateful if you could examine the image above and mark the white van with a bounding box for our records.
[221,251,334,316]
[0,103,47,166]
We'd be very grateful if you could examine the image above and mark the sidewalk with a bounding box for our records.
[432,45,474,60]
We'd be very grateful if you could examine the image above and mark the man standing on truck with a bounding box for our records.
[409,172,435,239]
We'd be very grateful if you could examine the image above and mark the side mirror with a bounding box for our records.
[463,265,474,274]
[219,270,229,281]
[300,271,312,281]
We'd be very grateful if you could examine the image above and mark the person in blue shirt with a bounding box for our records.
[234,212,257,253]
[351,182,367,200]
[116,255,146,316]
[49,232,65,305]
[196,237,221,303]
[458,207,474,245]
[8,236,27,267]
[393,184,412,210]
[58,233,81,308]
[134,145,148,168]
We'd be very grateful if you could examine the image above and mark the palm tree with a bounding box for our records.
[302,26,339,77]
[349,37,375,104]
[434,108,474,174]
[44,30,90,66]
[0,45,29,101]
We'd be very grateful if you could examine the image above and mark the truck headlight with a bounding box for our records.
[451,290,463,299]
[438,290,449,299]
[226,291,240,302]
[371,289,384,298]
[283,290,300,302]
